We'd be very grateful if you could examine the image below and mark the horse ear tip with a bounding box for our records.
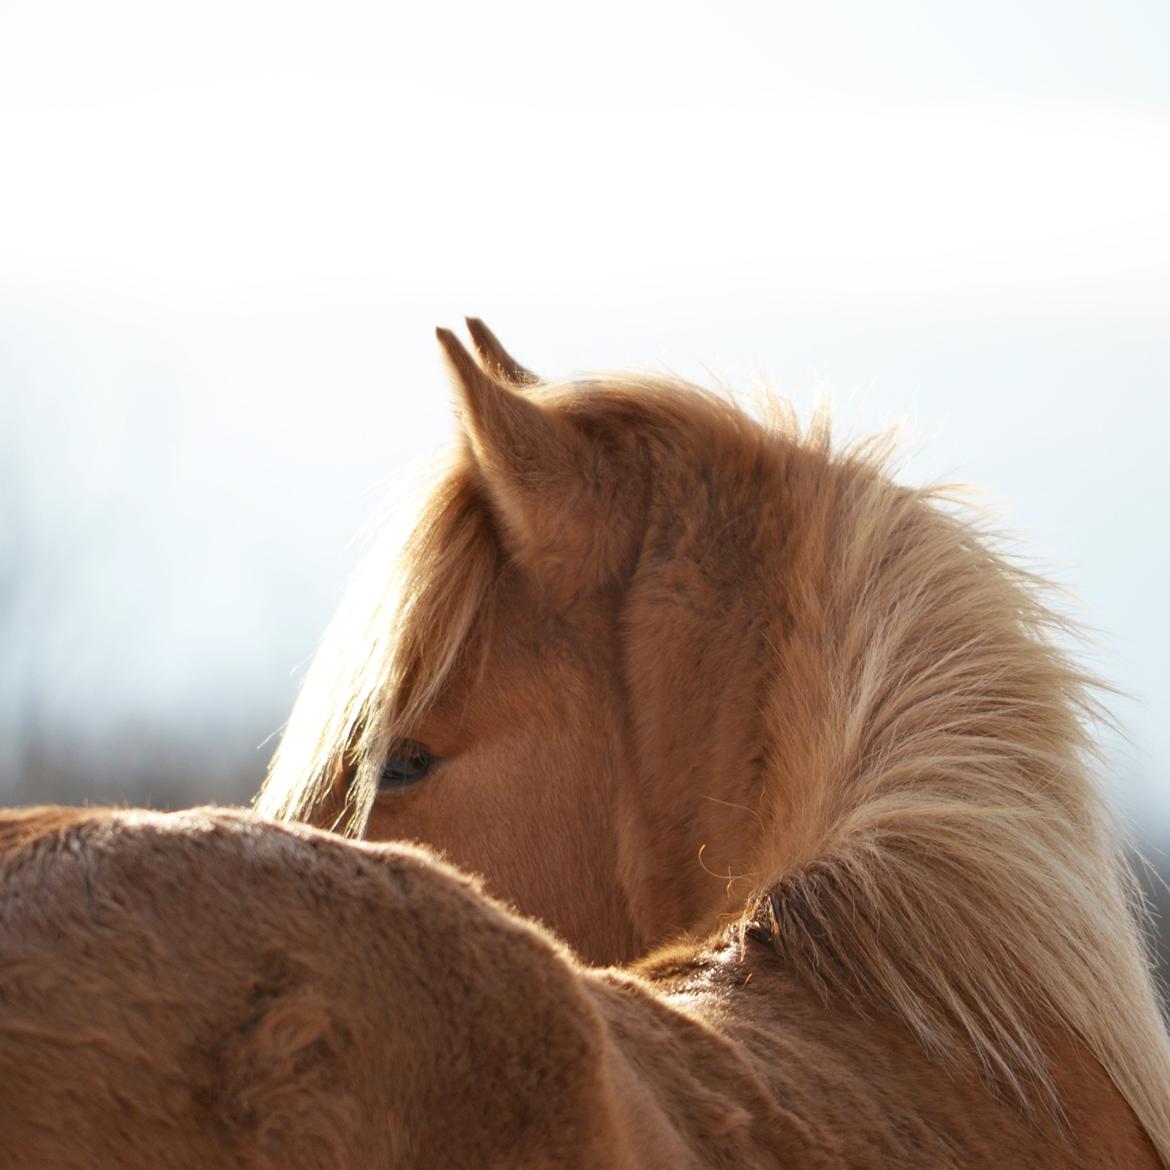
[436,325,497,410]
[435,326,469,365]
[464,317,494,351]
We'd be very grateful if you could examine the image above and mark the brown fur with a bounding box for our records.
[254,321,1170,1161]
[258,322,1170,1163]
[0,805,1160,1168]
[4,323,1165,1166]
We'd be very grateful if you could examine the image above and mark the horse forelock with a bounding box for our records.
[256,448,501,836]
[256,369,1170,1160]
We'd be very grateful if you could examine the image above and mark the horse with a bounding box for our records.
[257,320,1170,1163]
[1,321,1167,1167]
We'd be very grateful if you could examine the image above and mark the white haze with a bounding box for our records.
[0,1,1167,829]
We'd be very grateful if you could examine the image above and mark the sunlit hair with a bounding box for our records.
[256,374,1170,1159]
[256,448,499,835]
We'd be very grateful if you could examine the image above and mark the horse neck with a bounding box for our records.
[622,441,1170,1155]
[757,469,1099,871]
[746,463,1170,1155]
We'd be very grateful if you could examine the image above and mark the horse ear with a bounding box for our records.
[435,326,640,597]
[436,326,568,478]
[464,318,539,387]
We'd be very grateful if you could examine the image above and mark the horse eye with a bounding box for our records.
[379,741,436,791]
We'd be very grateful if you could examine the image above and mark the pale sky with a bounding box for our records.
[1,2,1167,829]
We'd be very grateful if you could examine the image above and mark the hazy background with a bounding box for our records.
[1,2,1167,970]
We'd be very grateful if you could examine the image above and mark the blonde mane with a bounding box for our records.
[259,452,499,834]
[257,373,1170,1161]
